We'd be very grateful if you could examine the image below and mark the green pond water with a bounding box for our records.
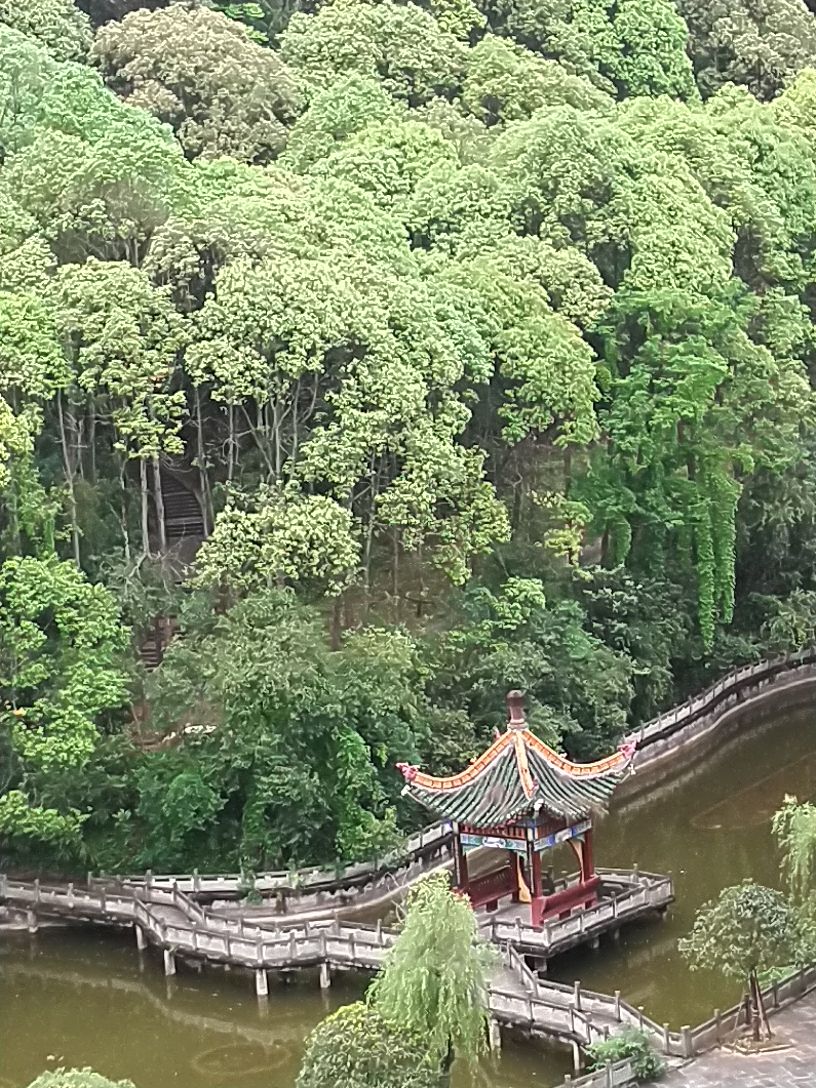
[2,689,815,1088]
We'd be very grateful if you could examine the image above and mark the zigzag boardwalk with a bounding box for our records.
[0,871,674,1054]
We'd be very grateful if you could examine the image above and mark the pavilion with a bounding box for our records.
[397,691,636,927]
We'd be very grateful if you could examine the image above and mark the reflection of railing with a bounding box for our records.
[11,872,809,1060]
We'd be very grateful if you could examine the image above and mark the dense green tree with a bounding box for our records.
[92,4,304,163]
[0,0,92,61]
[679,880,805,1039]
[280,0,467,105]
[296,1003,439,1088]
[0,556,129,859]
[479,0,697,100]
[677,0,816,99]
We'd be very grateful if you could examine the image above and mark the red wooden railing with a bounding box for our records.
[468,865,515,910]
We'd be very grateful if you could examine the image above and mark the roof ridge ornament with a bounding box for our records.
[506,689,526,730]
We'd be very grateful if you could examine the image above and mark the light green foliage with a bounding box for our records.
[0,556,129,771]
[586,1029,665,1080]
[0,790,86,854]
[194,490,360,595]
[679,880,805,982]
[0,287,68,488]
[296,1002,438,1088]
[461,36,613,125]
[0,0,91,61]
[92,5,304,164]
[280,74,397,172]
[369,872,494,1068]
[480,0,696,100]
[773,795,816,904]
[280,0,467,105]
[677,0,816,99]
[27,1071,134,1088]
[307,117,458,210]
[52,260,186,458]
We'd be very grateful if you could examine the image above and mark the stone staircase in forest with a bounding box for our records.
[137,468,206,670]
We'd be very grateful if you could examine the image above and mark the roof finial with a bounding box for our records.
[506,690,526,730]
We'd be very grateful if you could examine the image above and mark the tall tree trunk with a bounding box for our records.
[140,457,151,558]
[194,387,212,536]
[151,455,167,554]
[87,400,97,484]
[752,969,772,1038]
[227,403,236,483]
[57,389,81,567]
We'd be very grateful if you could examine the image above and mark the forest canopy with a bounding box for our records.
[4,0,816,873]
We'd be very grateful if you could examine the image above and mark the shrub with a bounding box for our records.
[586,1029,665,1081]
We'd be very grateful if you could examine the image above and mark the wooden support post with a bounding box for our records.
[614,990,621,1021]
[571,1041,581,1072]
[488,1018,501,1052]
[135,924,147,951]
[26,909,38,935]
[319,962,331,990]
[67,883,75,908]
[163,949,176,976]
[573,980,582,1012]
[605,1062,614,1088]
[714,1008,722,1042]
[255,969,269,998]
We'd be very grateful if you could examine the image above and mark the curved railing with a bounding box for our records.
[625,645,816,767]
[94,645,816,918]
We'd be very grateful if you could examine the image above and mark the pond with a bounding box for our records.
[2,689,815,1088]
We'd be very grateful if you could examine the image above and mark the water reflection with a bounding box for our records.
[2,690,815,1086]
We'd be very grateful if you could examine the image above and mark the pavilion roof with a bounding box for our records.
[397,692,635,826]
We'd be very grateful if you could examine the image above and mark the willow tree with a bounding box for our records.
[773,796,816,912]
[369,872,494,1073]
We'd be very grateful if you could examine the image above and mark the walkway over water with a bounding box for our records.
[5,649,816,1088]
[0,869,672,1053]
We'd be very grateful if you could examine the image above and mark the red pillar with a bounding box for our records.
[528,840,544,927]
[453,830,470,895]
[580,827,595,883]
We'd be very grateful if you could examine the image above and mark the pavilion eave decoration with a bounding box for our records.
[396,690,636,928]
